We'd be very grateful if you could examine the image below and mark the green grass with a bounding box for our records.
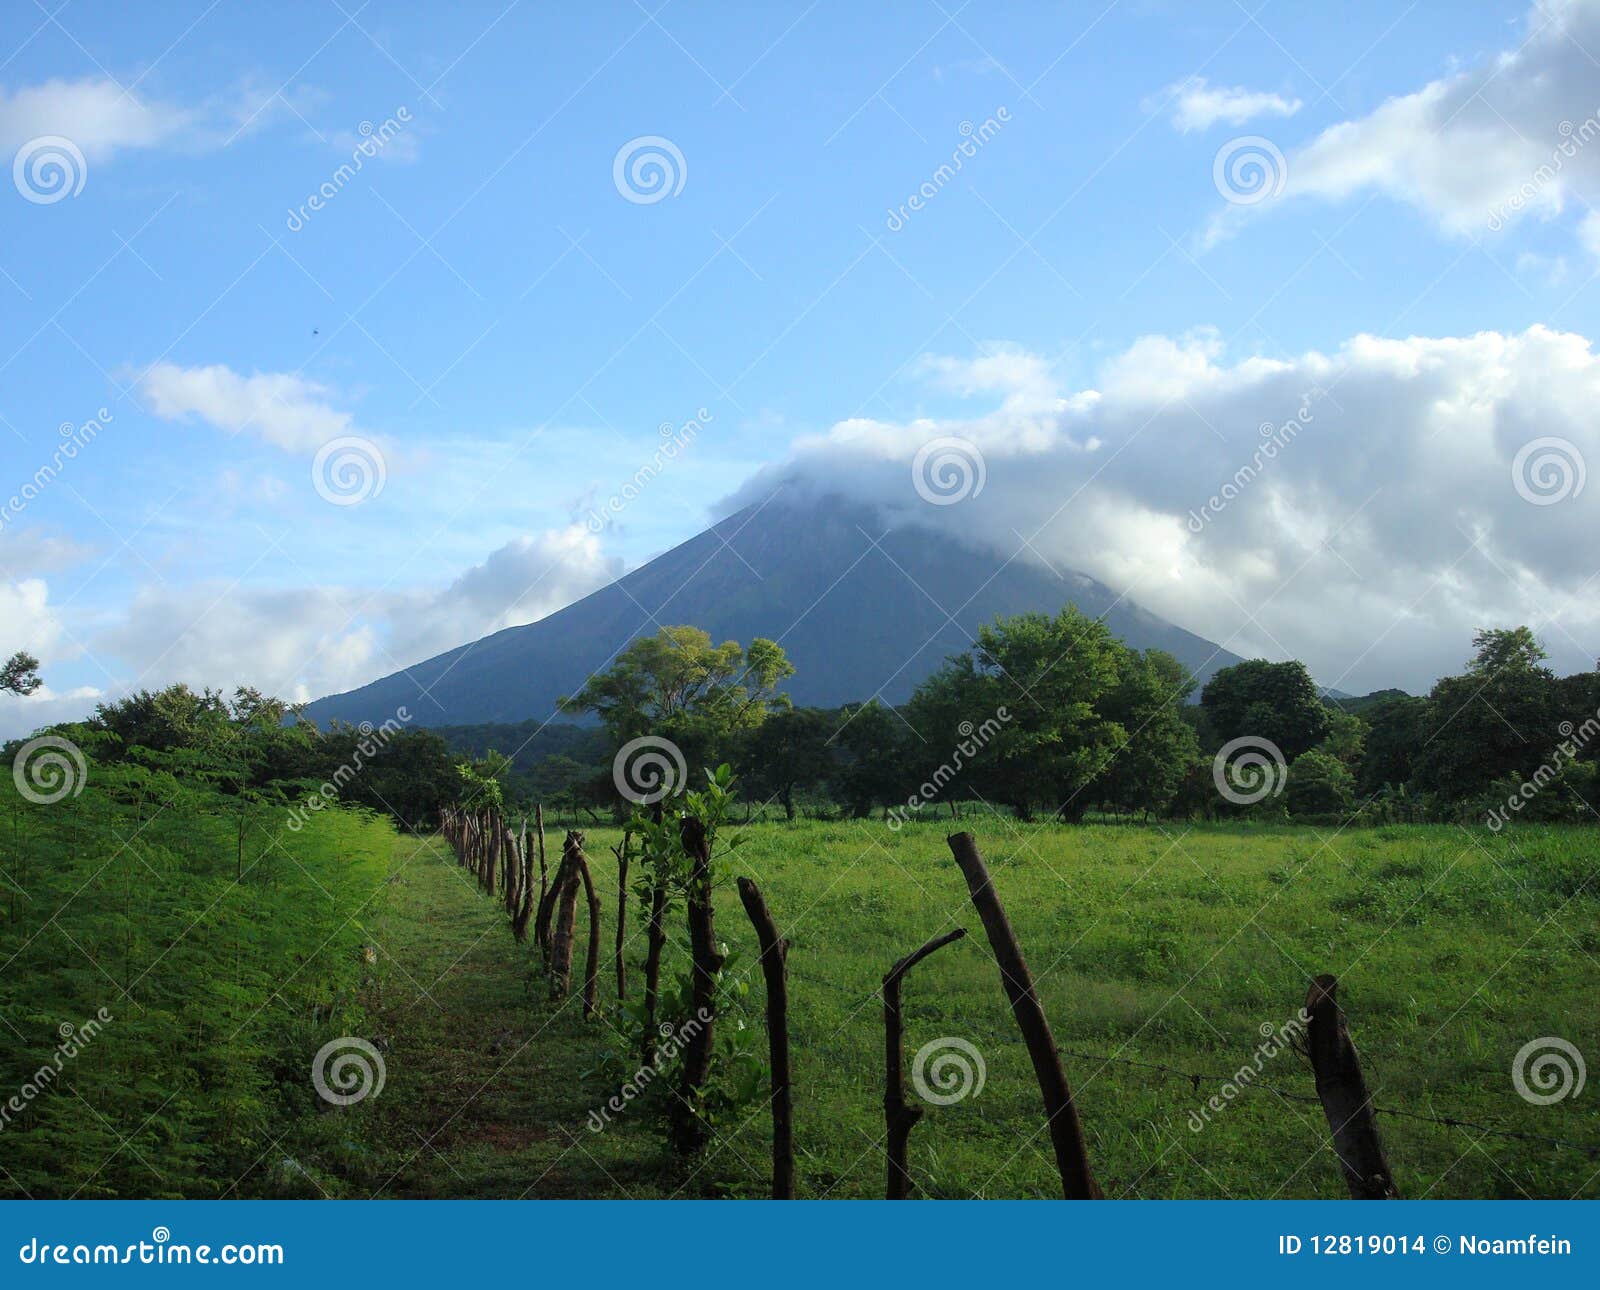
[354,819,1600,1200]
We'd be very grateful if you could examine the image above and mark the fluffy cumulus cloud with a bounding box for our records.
[0,526,620,739]
[730,326,1600,696]
[1160,77,1302,132]
[140,362,359,454]
[1212,0,1600,253]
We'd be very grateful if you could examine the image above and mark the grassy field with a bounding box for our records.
[353,818,1600,1200]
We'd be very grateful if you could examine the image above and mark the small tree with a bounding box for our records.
[1,651,42,696]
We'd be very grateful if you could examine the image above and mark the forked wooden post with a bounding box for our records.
[737,876,794,1199]
[1304,974,1399,1199]
[883,927,967,1199]
[613,838,630,1000]
[946,832,1101,1199]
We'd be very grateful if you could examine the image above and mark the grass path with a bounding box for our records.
[352,833,694,1199]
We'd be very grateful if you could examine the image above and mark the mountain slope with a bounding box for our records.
[304,494,1243,728]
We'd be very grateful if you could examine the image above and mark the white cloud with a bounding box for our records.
[1161,77,1302,132]
[0,75,316,162]
[0,526,621,737]
[140,362,358,454]
[1212,0,1600,253]
[731,326,1600,696]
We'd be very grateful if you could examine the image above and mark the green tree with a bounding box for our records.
[1,651,42,696]
[1200,659,1330,760]
[742,707,834,819]
[1286,749,1355,817]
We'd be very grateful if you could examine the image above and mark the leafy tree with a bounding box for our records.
[1355,694,1430,796]
[1286,749,1355,818]
[1200,659,1330,760]
[742,707,833,819]
[1415,626,1560,801]
[1091,649,1199,818]
[561,626,794,781]
[1,650,42,696]
[831,701,907,817]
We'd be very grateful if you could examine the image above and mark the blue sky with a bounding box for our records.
[4,0,1600,734]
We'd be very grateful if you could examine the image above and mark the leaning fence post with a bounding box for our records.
[737,876,795,1200]
[1304,974,1399,1199]
[946,832,1101,1199]
[883,927,967,1199]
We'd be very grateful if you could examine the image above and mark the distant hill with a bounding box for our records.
[303,492,1246,729]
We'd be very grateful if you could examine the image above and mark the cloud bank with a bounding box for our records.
[731,326,1600,696]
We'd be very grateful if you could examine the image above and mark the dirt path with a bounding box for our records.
[353,833,680,1198]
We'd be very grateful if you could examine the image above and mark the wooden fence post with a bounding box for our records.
[547,832,583,998]
[737,876,795,1199]
[573,847,602,1020]
[1304,974,1399,1199]
[670,816,725,1155]
[946,832,1100,1199]
[883,927,967,1199]
[613,838,630,1001]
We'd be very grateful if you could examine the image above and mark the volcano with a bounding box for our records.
[303,493,1242,729]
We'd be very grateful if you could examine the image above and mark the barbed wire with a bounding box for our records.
[1055,1045,1600,1160]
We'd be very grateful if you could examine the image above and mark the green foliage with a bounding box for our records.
[0,744,392,1198]
[1286,749,1356,818]
[1,650,42,696]
[1201,658,1331,760]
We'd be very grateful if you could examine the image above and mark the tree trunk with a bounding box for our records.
[946,832,1100,1199]
[883,927,967,1199]
[572,845,603,1020]
[737,876,794,1199]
